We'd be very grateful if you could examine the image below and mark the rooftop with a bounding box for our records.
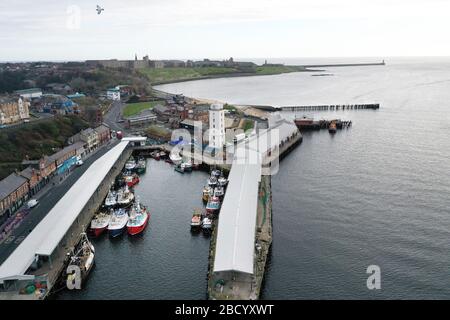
[213,156,261,274]
[13,88,42,94]
[0,173,28,201]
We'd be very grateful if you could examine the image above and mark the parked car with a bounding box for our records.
[27,199,39,209]
[76,156,84,166]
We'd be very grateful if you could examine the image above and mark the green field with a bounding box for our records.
[140,67,240,84]
[123,101,164,117]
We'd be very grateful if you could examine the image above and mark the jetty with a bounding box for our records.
[280,103,379,111]
[207,115,302,300]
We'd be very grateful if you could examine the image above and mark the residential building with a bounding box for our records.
[94,124,111,145]
[80,128,99,152]
[0,96,30,125]
[0,173,29,224]
[19,166,43,196]
[153,104,171,122]
[209,103,226,149]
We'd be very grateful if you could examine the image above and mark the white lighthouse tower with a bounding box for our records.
[209,103,225,149]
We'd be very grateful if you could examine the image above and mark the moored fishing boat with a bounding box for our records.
[174,164,185,173]
[202,217,212,230]
[181,162,192,172]
[117,186,135,208]
[90,210,112,237]
[127,199,150,236]
[124,173,140,187]
[66,233,95,289]
[218,176,228,187]
[190,209,203,229]
[214,186,224,198]
[125,157,137,171]
[202,186,213,202]
[104,189,117,208]
[152,152,161,161]
[206,196,221,213]
[207,176,218,187]
[211,169,221,177]
[136,158,147,174]
[108,208,129,238]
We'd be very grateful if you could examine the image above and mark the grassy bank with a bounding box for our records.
[123,100,165,117]
[0,116,89,179]
[140,67,239,84]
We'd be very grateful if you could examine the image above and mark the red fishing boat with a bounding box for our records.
[127,199,150,235]
[124,173,140,187]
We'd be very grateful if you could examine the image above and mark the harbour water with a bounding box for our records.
[57,159,210,299]
[59,57,450,299]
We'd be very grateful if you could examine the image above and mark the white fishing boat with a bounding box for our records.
[104,189,117,208]
[202,217,212,230]
[207,176,218,187]
[218,176,228,187]
[125,157,137,171]
[214,186,224,197]
[117,186,135,208]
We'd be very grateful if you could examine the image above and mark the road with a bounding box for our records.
[104,101,125,133]
[0,141,119,265]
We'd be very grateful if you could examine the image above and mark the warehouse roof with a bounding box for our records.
[213,155,261,274]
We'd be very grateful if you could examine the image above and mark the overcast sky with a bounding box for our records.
[1,0,450,61]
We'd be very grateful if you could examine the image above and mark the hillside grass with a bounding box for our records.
[123,100,165,117]
[140,65,303,84]
[140,67,239,84]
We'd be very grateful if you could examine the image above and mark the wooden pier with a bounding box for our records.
[280,103,379,111]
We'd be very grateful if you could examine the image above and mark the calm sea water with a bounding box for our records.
[60,57,450,299]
